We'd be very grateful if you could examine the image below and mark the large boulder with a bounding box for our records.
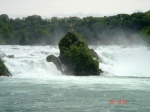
[46,55,63,73]
[58,31,101,76]
[0,59,10,77]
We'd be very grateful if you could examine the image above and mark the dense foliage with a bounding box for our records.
[59,32,99,75]
[0,10,150,45]
[59,32,87,58]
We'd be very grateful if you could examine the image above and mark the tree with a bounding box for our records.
[0,14,9,23]
[18,30,29,45]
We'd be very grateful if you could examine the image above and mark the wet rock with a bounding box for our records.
[90,49,99,60]
[7,55,14,59]
[99,69,103,74]
[46,55,63,73]
[0,59,11,77]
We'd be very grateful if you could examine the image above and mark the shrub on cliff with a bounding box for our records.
[58,31,100,75]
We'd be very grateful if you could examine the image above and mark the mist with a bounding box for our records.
[90,30,147,45]
[50,30,65,45]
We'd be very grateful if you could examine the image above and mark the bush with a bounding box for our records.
[59,31,100,75]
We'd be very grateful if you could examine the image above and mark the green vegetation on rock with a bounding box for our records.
[59,32,100,76]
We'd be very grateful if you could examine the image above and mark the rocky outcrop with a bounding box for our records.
[99,68,103,74]
[58,31,102,76]
[0,59,11,77]
[7,55,14,59]
[90,49,103,63]
[90,49,99,60]
[46,55,63,73]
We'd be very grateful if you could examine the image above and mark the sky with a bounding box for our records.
[0,0,150,18]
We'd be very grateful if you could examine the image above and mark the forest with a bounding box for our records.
[0,10,150,45]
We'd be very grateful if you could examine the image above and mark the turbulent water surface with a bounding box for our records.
[0,45,150,112]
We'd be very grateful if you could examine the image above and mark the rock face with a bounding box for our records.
[0,59,10,77]
[90,49,99,60]
[7,55,14,59]
[58,31,101,76]
[46,55,63,73]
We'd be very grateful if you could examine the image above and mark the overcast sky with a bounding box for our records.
[0,0,150,18]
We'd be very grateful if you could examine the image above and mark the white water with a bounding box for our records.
[97,45,150,78]
[1,45,150,79]
[0,45,150,112]
[0,46,62,79]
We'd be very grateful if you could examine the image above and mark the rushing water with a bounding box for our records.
[0,45,150,112]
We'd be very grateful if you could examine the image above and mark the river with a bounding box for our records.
[0,45,150,112]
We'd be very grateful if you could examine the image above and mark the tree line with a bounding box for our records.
[0,10,150,45]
